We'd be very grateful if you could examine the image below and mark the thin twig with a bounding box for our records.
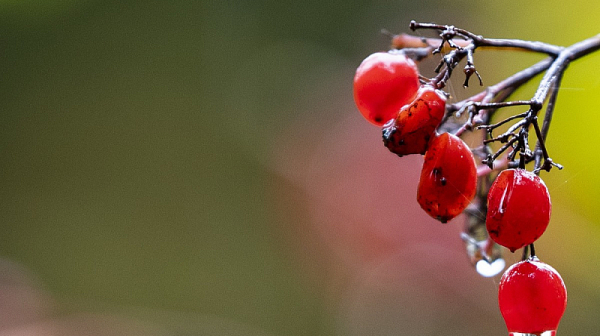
[478,112,528,133]
[409,21,563,55]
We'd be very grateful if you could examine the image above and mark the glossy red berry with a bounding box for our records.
[382,85,446,156]
[486,169,551,252]
[417,132,477,223]
[353,52,420,126]
[499,257,567,335]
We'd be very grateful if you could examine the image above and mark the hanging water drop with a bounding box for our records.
[462,203,505,277]
[475,258,505,278]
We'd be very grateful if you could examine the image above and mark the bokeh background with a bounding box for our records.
[0,0,599,335]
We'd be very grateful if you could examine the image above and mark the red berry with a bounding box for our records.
[486,169,551,252]
[353,52,420,126]
[417,132,477,223]
[382,85,446,156]
[499,257,567,335]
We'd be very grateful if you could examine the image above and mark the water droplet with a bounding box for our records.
[476,258,505,277]
[462,230,505,277]
[462,201,505,277]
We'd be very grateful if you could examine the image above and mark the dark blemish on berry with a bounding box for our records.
[441,177,447,186]
[489,229,499,236]
[375,116,382,123]
[423,100,432,112]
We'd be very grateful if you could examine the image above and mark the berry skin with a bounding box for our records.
[353,52,420,126]
[486,169,551,252]
[382,85,446,156]
[499,257,567,335]
[417,132,477,223]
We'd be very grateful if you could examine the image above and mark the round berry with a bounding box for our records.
[417,132,477,223]
[353,52,420,126]
[382,85,446,156]
[499,257,567,335]
[486,169,551,252]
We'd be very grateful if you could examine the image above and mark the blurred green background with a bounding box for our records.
[0,0,599,335]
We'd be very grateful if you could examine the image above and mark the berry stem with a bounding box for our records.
[520,243,536,261]
[532,116,563,173]
[534,70,564,173]
[482,137,518,169]
[478,112,528,133]
[521,245,529,260]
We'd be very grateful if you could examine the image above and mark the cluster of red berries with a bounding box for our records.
[354,51,477,223]
[353,51,567,335]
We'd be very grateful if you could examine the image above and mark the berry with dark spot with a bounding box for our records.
[353,52,420,126]
[417,132,477,223]
[382,85,446,156]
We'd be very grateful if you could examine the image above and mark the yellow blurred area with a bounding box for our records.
[0,0,599,335]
